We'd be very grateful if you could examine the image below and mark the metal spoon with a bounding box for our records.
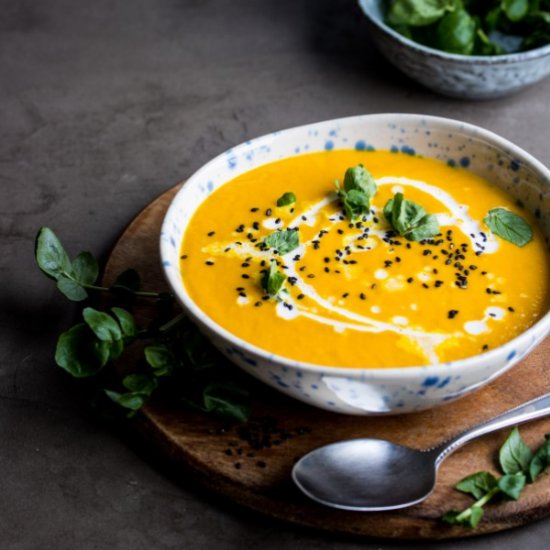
[292,392,550,511]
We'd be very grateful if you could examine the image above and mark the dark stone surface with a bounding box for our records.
[1,1,549,548]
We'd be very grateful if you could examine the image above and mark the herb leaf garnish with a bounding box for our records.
[264,228,299,255]
[36,226,251,421]
[443,427,550,528]
[383,192,440,241]
[261,260,286,296]
[484,208,533,247]
[276,192,297,207]
[336,164,377,221]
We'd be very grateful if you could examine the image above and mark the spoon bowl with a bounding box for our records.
[292,393,550,511]
[293,439,437,511]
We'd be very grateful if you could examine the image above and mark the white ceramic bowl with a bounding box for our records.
[358,0,550,99]
[161,113,550,415]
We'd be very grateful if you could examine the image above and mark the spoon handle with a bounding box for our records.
[433,392,550,467]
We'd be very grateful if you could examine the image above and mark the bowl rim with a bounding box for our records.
[161,112,550,379]
[357,0,550,64]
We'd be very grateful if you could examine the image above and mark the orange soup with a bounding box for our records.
[180,150,550,368]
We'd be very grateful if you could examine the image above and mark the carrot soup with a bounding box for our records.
[179,150,550,368]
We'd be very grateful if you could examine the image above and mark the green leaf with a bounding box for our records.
[499,427,533,474]
[144,344,177,376]
[343,165,377,197]
[337,164,378,221]
[387,0,454,27]
[276,192,297,207]
[264,229,299,255]
[111,307,137,339]
[484,208,533,247]
[529,434,550,482]
[35,227,72,281]
[82,307,123,343]
[468,506,485,527]
[498,473,526,499]
[202,383,250,422]
[442,506,484,527]
[384,193,440,241]
[455,471,498,500]
[57,275,88,302]
[107,337,124,361]
[72,251,99,285]
[55,323,110,377]
[343,188,371,221]
[503,0,529,21]
[261,260,286,297]
[105,389,147,411]
[407,214,440,241]
[122,373,158,394]
[436,9,477,55]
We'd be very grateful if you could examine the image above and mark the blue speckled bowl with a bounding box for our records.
[358,0,550,99]
[161,113,550,415]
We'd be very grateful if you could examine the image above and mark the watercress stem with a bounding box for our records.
[158,312,186,332]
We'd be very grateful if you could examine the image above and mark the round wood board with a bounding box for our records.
[103,185,550,540]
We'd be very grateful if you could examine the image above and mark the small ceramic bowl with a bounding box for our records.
[358,0,550,99]
[161,113,550,415]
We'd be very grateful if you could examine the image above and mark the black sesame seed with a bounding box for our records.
[180,254,188,260]
[342,292,349,298]
[508,306,515,312]
[207,231,215,236]
[241,262,250,268]
[266,208,272,216]
[407,277,413,283]
[360,293,366,300]
[307,274,315,279]
[250,207,259,212]
[241,274,250,279]
[448,309,459,319]
[205,260,215,266]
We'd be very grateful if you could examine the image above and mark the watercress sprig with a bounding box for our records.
[35,227,250,421]
[383,192,440,241]
[261,260,287,297]
[385,0,550,55]
[336,164,378,221]
[443,427,550,527]
[263,228,300,255]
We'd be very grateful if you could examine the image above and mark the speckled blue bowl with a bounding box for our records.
[358,0,550,99]
[161,113,550,415]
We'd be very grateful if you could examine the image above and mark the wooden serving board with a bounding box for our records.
[103,185,550,540]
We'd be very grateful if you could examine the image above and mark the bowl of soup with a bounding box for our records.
[161,113,550,415]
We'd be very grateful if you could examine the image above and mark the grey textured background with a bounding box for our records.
[1,1,549,548]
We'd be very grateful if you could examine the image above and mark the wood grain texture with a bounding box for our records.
[103,185,550,540]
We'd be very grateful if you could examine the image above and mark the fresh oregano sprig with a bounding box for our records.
[35,227,250,421]
[443,427,550,528]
